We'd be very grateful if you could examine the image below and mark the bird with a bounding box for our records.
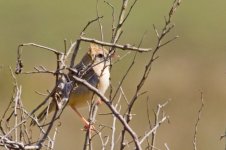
[32,43,111,129]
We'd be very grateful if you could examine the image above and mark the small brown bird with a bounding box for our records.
[34,43,111,128]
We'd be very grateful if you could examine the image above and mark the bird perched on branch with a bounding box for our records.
[32,43,111,129]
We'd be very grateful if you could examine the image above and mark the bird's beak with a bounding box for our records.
[110,51,120,59]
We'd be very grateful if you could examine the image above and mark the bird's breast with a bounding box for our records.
[98,69,110,94]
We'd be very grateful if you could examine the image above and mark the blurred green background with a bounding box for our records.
[1,0,226,149]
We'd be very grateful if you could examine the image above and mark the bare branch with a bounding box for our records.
[121,0,138,26]
[110,95,121,150]
[164,143,170,150]
[140,116,168,145]
[96,0,104,41]
[70,40,81,68]
[19,43,63,55]
[111,0,129,43]
[80,36,152,52]
[139,101,169,145]
[193,92,204,150]
[104,0,115,38]
[159,35,179,48]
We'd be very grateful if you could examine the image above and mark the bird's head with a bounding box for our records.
[88,43,109,64]
[79,43,111,76]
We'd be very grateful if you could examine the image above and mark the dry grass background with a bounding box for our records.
[1,0,226,149]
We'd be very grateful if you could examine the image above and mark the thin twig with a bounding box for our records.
[19,43,63,55]
[111,52,137,102]
[104,1,115,38]
[96,0,104,41]
[139,116,168,145]
[151,101,169,150]
[164,143,170,150]
[193,92,204,150]
[80,16,104,36]
[110,94,121,150]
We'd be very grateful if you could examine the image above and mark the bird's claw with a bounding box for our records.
[81,123,96,132]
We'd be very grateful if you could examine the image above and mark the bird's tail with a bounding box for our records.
[30,103,55,126]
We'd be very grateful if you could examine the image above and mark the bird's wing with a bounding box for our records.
[72,62,100,91]
[74,61,86,73]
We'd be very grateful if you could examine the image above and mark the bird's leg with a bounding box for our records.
[96,99,102,105]
[70,106,95,130]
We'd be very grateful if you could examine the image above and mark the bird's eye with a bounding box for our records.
[97,53,104,58]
